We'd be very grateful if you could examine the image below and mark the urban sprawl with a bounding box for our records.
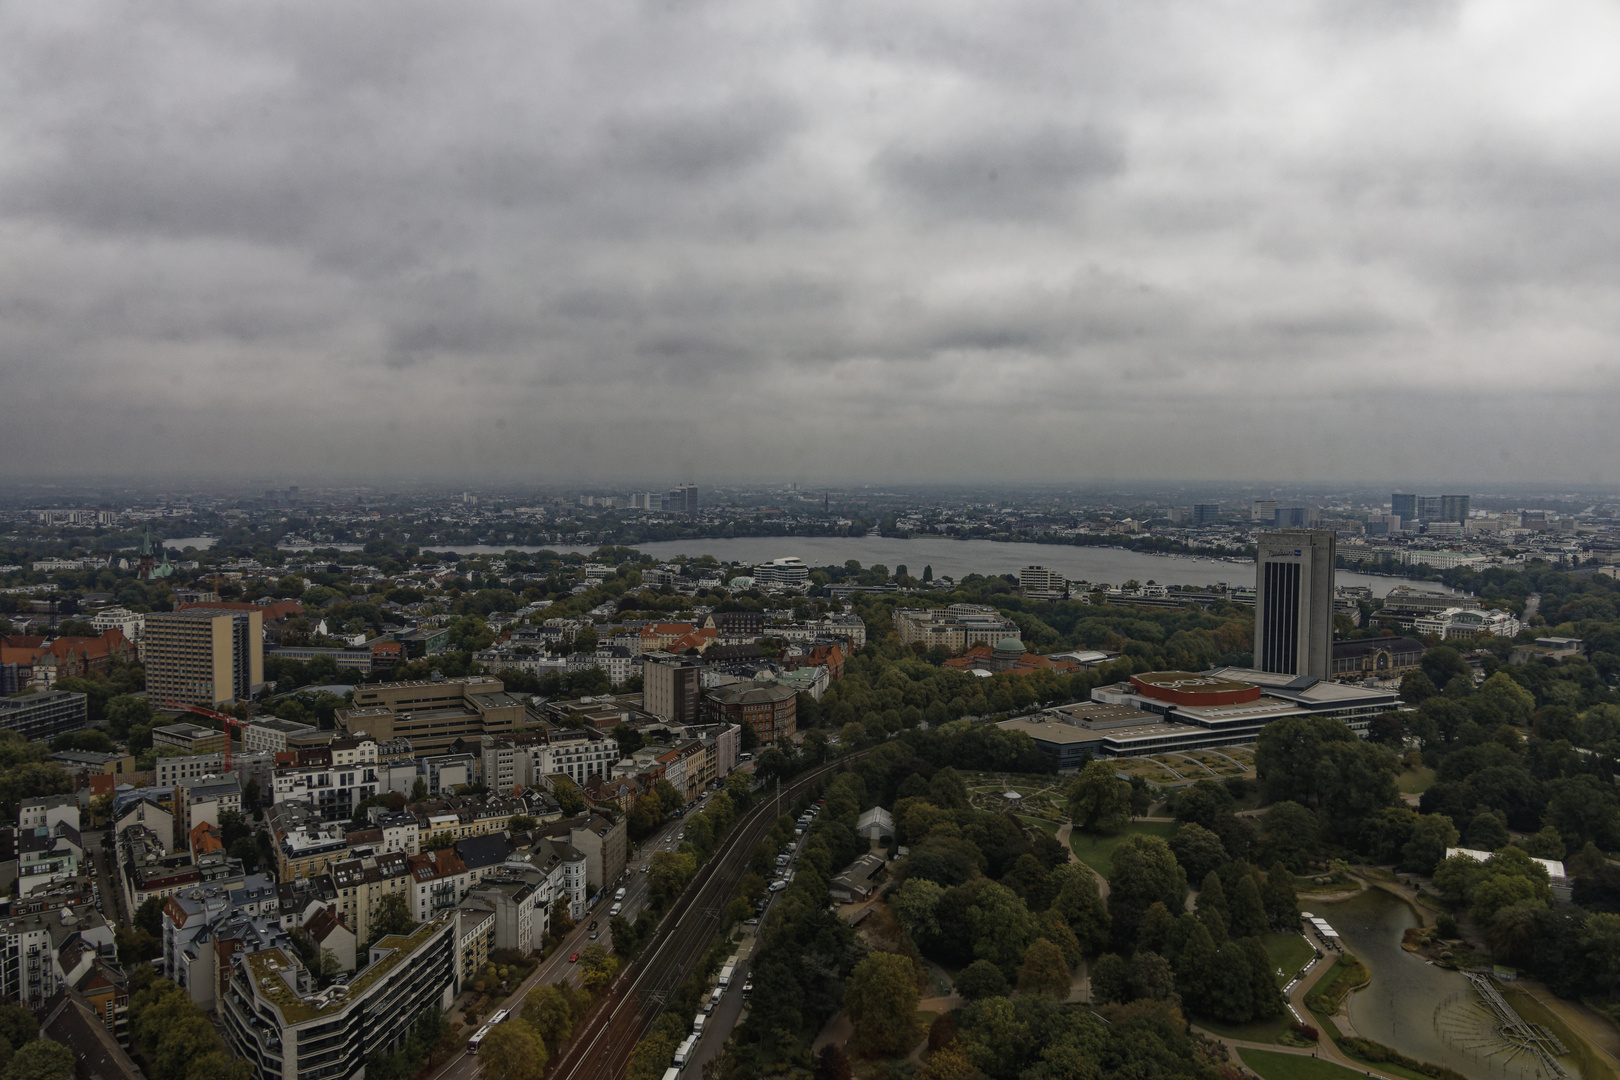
[0,481,1617,1080]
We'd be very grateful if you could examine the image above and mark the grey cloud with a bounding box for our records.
[2,0,1619,485]
[876,124,1125,220]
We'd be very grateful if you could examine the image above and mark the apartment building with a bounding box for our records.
[267,805,352,883]
[0,689,89,741]
[271,737,381,821]
[221,913,458,1080]
[243,717,324,755]
[703,682,798,744]
[406,850,471,922]
[174,775,242,844]
[327,852,411,946]
[0,907,112,1011]
[892,604,1021,651]
[144,608,263,707]
[479,730,619,792]
[563,814,627,893]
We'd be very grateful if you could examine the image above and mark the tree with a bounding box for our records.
[892,878,946,950]
[1066,761,1132,835]
[368,892,416,946]
[1258,800,1321,872]
[1401,814,1459,874]
[1433,854,1487,902]
[410,777,429,802]
[845,952,919,1056]
[1,1040,75,1080]
[1173,921,1220,1017]
[916,1040,974,1080]
[524,983,586,1050]
[424,832,456,852]
[647,850,697,908]
[1260,863,1299,929]
[0,1004,38,1050]
[1048,863,1110,955]
[1168,823,1227,883]
[1016,938,1071,997]
[1465,812,1511,852]
[1228,873,1267,939]
[1314,739,1401,839]
[1255,715,1355,805]
[134,895,167,937]
[1108,834,1187,946]
[478,1018,548,1080]
[1036,909,1084,967]
[1473,672,1536,728]
[553,776,586,816]
[105,693,155,738]
[550,897,576,938]
[955,959,1009,1001]
[1089,953,1129,1005]
[1127,950,1178,1004]
[1488,901,1546,966]
[578,943,618,993]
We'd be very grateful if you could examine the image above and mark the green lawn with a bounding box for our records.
[1017,815,1061,834]
[1069,820,1179,879]
[1238,1049,1369,1080]
[1193,1013,1294,1044]
[1396,767,1435,794]
[1264,933,1316,987]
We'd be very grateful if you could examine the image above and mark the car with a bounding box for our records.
[742,979,754,996]
[744,917,759,926]
[589,921,598,930]
[569,952,580,963]
[641,864,648,873]
[589,931,599,941]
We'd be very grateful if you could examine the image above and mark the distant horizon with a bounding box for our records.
[2,475,1617,502]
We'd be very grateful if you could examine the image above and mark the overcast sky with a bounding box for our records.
[3,1,1619,488]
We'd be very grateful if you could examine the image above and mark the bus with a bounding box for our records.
[467,1008,510,1053]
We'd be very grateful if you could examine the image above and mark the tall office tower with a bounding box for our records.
[665,483,698,514]
[1191,503,1220,527]
[1415,495,1444,523]
[1251,499,1278,523]
[1441,495,1471,525]
[144,608,264,706]
[1254,530,1336,680]
[1391,494,1418,523]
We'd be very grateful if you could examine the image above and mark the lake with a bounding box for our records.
[1323,887,1593,1080]
[166,533,1444,598]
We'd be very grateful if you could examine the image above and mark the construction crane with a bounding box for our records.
[163,701,251,772]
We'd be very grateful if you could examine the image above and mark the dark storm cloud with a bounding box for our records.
[3,0,1620,484]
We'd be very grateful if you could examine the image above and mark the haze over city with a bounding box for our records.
[4,1,1620,484]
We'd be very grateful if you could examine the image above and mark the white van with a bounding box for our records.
[609,902,622,917]
[692,1014,707,1037]
[705,986,722,1013]
[615,887,627,901]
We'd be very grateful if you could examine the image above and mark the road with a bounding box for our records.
[440,758,848,1080]
[426,811,689,1080]
[431,763,835,1080]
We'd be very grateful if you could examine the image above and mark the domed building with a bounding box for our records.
[991,638,1025,672]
